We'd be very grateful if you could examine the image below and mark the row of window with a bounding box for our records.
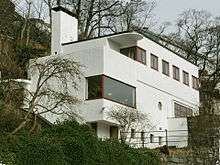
[150,54,199,90]
[86,75,136,108]
[119,46,199,90]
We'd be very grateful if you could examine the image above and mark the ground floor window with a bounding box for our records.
[90,122,97,134]
[174,102,193,117]
[86,75,136,108]
[110,126,118,139]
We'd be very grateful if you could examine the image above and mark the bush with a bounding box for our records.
[7,120,160,165]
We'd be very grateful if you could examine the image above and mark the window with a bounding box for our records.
[174,102,193,118]
[87,75,136,108]
[87,75,102,100]
[192,76,199,90]
[183,71,189,85]
[151,54,158,70]
[120,47,136,60]
[90,122,97,134]
[158,102,162,111]
[173,65,180,81]
[120,46,146,64]
[158,136,163,145]
[103,76,136,108]
[141,131,145,141]
[150,134,154,143]
[137,47,146,64]
[110,126,118,139]
[131,129,135,139]
[162,60,169,76]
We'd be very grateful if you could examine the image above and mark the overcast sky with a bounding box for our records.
[154,0,220,24]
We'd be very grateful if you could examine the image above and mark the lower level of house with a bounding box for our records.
[87,117,189,148]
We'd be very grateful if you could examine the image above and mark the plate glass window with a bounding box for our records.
[103,76,136,108]
[174,102,193,117]
[86,75,136,108]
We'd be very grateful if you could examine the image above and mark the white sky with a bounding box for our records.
[154,0,220,24]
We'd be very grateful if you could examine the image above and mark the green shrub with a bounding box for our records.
[11,120,160,165]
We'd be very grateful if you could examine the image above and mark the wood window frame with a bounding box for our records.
[183,71,189,86]
[162,60,169,76]
[120,46,146,65]
[86,74,136,108]
[150,54,159,71]
[173,65,180,81]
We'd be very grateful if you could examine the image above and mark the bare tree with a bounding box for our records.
[115,0,156,32]
[155,9,220,114]
[11,56,82,134]
[107,105,151,142]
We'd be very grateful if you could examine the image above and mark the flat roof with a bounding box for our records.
[62,31,198,67]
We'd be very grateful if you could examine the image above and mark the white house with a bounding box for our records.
[30,6,200,148]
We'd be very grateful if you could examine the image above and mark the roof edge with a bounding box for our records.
[52,6,77,18]
[62,30,198,67]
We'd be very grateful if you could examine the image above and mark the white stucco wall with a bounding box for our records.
[51,9,78,55]
[167,118,188,147]
[30,31,199,148]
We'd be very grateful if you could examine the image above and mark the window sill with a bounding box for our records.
[151,67,159,71]
[85,97,136,109]
[183,83,189,86]
[162,73,169,77]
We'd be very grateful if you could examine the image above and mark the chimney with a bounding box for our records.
[51,6,78,55]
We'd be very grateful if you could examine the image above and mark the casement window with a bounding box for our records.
[120,46,146,64]
[192,76,199,90]
[151,54,158,70]
[86,75,136,108]
[174,102,193,118]
[183,71,189,85]
[162,60,169,76]
[173,65,180,81]
[137,47,146,64]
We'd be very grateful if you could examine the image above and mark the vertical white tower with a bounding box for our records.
[51,6,78,55]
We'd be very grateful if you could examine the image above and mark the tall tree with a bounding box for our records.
[11,56,82,134]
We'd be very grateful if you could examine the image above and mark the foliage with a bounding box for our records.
[107,105,152,141]
[0,120,161,165]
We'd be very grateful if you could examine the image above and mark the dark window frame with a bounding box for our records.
[86,75,136,108]
[173,65,180,81]
[120,46,146,65]
[162,60,169,76]
[151,54,159,71]
[183,71,189,86]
